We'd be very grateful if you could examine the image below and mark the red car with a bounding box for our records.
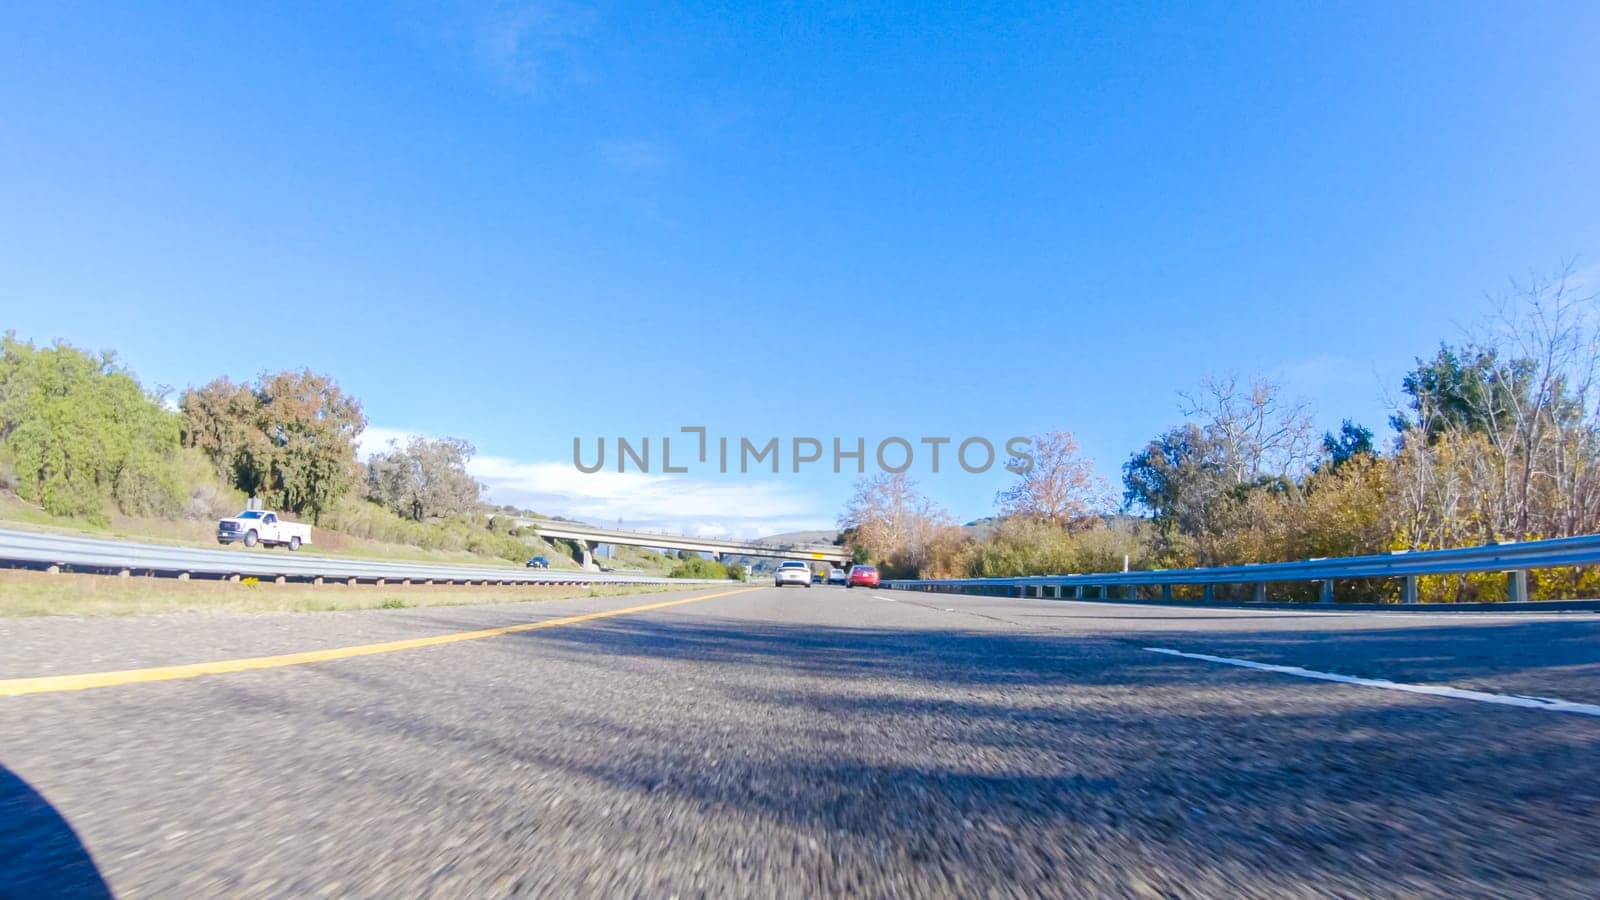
[846,565,880,588]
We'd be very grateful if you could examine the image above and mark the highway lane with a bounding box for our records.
[2,587,1598,897]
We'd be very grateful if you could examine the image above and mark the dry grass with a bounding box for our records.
[0,492,551,570]
[0,570,669,618]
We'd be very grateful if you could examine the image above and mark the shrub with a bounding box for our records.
[0,334,189,523]
[669,557,729,579]
[321,497,532,563]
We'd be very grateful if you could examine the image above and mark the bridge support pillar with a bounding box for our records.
[1506,569,1528,603]
[1402,575,1418,604]
[578,541,600,571]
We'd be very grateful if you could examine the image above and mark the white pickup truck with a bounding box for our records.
[216,510,312,550]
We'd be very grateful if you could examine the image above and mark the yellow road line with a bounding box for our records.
[0,587,756,698]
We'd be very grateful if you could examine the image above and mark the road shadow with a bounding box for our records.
[210,614,1600,893]
[508,612,1600,695]
[0,763,111,899]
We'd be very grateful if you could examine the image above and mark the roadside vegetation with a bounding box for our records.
[667,551,746,581]
[0,570,671,617]
[7,263,1597,603]
[840,264,1600,602]
[0,333,566,567]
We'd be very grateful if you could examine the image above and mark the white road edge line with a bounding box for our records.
[1144,647,1600,717]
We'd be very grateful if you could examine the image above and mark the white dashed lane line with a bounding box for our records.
[1146,647,1600,717]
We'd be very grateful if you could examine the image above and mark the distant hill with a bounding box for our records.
[757,530,839,546]
[962,517,1001,540]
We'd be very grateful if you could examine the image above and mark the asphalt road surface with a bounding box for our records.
[3,585,1598,898]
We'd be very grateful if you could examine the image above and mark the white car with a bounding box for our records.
[774,560,813,588]
[216,509,312,550]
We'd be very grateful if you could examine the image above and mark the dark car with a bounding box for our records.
[526,556,550,568]
[846,565,880,588]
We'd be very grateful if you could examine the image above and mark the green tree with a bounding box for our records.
[178,377,261,490]
[366,436,483,521]
[1392,344,1531,443]
[0,333,185,521]
[182,369,365,523]
[1122,424,1239,562]
[1319,420,1376,472]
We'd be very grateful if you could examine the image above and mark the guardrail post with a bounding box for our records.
[1253,583,1266,603]
[1073,585,1084,600]
[1125,585,1138,600]
[1403,575,1418,604]
[1161,584,1172,601]
[1202,584,1214,603]
[1320,579,1334,604]
[1507,569,1528,603]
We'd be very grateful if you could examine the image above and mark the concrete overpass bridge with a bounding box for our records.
[515,519,851,569]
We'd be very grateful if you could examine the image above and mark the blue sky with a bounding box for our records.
[3,1,1598,536]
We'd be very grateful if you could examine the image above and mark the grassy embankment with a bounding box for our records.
[0,492,584,569]
[0,569,674,617]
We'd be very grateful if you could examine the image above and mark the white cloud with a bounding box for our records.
[470,454,831,538]
[356,425,426,460]
[357,424,834,538]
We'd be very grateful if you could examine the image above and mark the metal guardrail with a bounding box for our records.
[884,534,1600,603]
[0,529,724,586]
